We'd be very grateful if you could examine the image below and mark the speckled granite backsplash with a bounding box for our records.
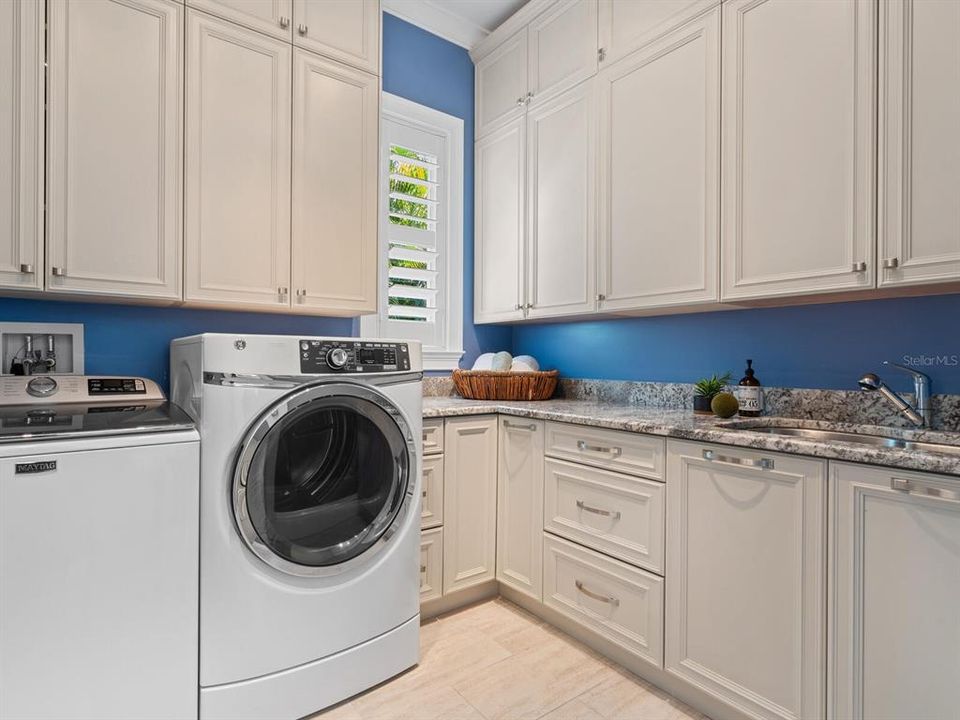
[422,376,960,431]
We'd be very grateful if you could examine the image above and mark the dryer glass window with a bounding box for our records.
[242,396,410,567]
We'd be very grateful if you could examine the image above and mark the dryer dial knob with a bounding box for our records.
[326,348,349,370]
[26,376,58,398]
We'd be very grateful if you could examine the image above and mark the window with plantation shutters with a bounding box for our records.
[363,94,464,370]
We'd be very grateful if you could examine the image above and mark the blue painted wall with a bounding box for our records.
[0,14,508,389]
[381,13,512,366]
[512,293,960,394]
[0,297,351,388]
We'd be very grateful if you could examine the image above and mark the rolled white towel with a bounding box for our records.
[491,351,513,371]
[471,352,495,371]
[511,355,540,372]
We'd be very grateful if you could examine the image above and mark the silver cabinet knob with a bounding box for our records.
[297,23,308,35]
[852,261,867,272]
[596,293,606,302]
[296,288,306,300]
[278,286,288,301]
[883,257,900,269]
[525,91,533,104]
[19,263,33,274]
[514,303,523,311]
[51,266,66,277]
[516,97,525,106]
[279,16,290,29]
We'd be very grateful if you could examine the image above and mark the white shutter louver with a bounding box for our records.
[387,144,440,323]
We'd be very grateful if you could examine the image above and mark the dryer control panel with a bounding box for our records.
[299,339,412,374]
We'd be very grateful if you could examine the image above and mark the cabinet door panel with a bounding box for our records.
[598,0,717,64]
[598,9,718,311]
[666,440,826,720]
[829,463,960,720]
[496,417,544,601]
[185,10,291,308]
[0,0,42,291]
[721,0,876,301]
[420,527,443,604]
[47,0,182,300]
[475,118,525,323]
[188,0,293,41]
[879,0,960,287]
[292,0,379,75]
[526,80,596,319]
[443,416,498,594]
[291,50,378,314]
[475,30,527,138]
[528,0,598,103]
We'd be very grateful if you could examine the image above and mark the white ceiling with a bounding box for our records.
[383,0,529,49]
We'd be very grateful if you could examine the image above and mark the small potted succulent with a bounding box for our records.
[693,372,731,414]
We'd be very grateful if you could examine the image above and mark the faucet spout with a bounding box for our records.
[858,363,931,428]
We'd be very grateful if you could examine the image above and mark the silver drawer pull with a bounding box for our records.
[702,448,774,470]
[575,580,619,607]
[504,420,537,431]
[891,477,960,503]
[576,500,621,520]
[577,440,622,457]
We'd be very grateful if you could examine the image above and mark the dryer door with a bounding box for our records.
[233,382,416,577]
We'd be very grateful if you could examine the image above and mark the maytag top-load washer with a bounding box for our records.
[0,375,199,720]
[170,334,423,720]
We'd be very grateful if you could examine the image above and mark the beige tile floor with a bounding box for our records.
[316,598,710,720]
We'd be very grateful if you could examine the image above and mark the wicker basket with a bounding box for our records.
[452,369,559,401]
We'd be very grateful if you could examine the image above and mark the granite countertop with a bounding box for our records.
[423,397,960,477]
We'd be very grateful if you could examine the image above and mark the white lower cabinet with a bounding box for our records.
[829,462,960,720]
[496,417,544,601]
[420,454,444,530]
[419,526,444,604]
[47,0,183,300]
[665,440,826,720]
[543,533,664,669]
[443,416,498,594]
[544,457,665,574]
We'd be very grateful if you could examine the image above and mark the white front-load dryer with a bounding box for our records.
[171,334,423,720]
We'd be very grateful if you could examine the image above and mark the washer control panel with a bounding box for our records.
[0,376,164,405]
[299,340,411,373]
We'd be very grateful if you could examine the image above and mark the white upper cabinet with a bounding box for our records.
[878,0,960,288]
[47,0,183,300]
[720,0,876,301]
[185,10,292,309]
[292,0,380,75]
[598,0,717,65]
[666,440,826,720]
[829,462,960,720]
[598,7,719,312]
[475,30,529,139]
[291,50,378,315]
[475,118,526,323]
[528,0,598,105]
[526,79,596,318]
[0,0,43,291]
[187,0,293,41]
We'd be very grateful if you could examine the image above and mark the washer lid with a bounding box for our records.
[0,401,195,443]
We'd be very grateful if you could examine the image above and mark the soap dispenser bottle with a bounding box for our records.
[738,359,763,417]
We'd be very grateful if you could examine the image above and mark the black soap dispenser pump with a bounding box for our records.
[738,359,763,417]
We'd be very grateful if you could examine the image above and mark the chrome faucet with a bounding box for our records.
[858,361,931,428]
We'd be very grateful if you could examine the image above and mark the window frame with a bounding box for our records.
[361,93,464,371]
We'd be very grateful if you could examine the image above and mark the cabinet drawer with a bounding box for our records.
[420,527,443,603]
[544,458,664,573]
[545,422,665,480]
[422,419,444,455]
[421,454,444,529]
[544,534,663,669]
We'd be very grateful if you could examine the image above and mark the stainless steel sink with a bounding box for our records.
[728,425,960,456]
